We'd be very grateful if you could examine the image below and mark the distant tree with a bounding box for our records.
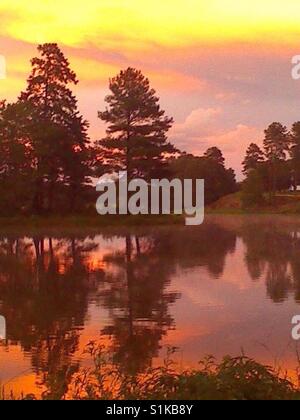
[241,170,265,208]
[97,68,175,180]
[204,147,225,166]
[19,43,90,213]
[263,122,290,194]
[290,122,300,190]
[169,152,237,205]
[225,167,237,193]
[242,143,264,175]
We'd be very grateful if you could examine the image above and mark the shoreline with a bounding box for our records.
[0,211,299,232]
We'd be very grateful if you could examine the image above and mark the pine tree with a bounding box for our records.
[290,122,300,190]
[204,147,225,166]
[97,68,175,180]
[263,122,289,194]
[242,143,264,175]
[19,43,90,213]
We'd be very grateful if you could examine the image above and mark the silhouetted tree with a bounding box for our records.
[19,43,90,213]
[242,143,264,175]
[290,122,300,190]
[97,68,175,180]
[169,153,237,204]
[241,170,265,208]
[0,101,34,214]
[204,147,225,166]
[263,122,289,194]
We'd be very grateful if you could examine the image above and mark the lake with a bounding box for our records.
[1,215,300,398]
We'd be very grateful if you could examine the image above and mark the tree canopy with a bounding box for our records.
[0,44,241,216]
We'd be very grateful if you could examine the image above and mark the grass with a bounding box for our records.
[207,191,300,215]
[66,345,300,401]
[4,345,300,400]
[0,214,184,234]
[2,192,300,233]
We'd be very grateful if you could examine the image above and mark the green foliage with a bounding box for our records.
[0,45,240,216]
[263,122,289,162]
[13,344,299,400]
[242,121,295,205]
[169,152,237,205]
[290,121,300,189]
[204,147,225,166]
[263,122,290,194]
[0,101,34,214]
[242,143,264,176]
[242,170,265,208]
[0,44,90,215]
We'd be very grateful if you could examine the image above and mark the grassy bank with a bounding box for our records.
[0,214,184,234]
[1,192,300,232]
[207,192,300,215]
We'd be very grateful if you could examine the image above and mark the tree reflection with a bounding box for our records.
[0,223,238,395]
[241,222,300,303]
[99,234,180,375]
[98,223,236,374]
[0,235,104,398]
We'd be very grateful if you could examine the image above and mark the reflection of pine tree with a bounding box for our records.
[0,236,104,398]
[241,223,300,303]
[266,264,291,304]
[149,224,237,278]
[99,225,236,375]
[99,234,180,375]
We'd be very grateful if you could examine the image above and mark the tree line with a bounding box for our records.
[242,122,300,206]
[0,43,237,216]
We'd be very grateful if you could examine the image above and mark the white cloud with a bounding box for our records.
[170,107,222,148]
[169,107,263,179]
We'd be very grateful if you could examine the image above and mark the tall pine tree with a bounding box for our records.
[19,43,90,213]
[290,122,300,190]
[242,143,264,175]
[97,68,175,180]
[204,147,225,166]
[263,122,289,194]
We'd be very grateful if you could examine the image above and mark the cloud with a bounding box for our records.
[1,1,300,50]
[205,125,263,177]
[170,107,222,145]
[204,124,262,153]
[169,107,263,178]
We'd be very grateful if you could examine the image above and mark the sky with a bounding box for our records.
[1,1,300,178]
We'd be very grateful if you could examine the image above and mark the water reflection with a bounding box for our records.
[0,236,104,398]
[240,220,300,303]
[1,216,300,396]
[99,235,180,375]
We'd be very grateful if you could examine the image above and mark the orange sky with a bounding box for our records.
[1,1,300,177]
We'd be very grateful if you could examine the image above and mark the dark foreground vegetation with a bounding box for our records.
[3,346,300,400]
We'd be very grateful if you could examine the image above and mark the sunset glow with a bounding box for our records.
[1,1,300,47]
[1,1,300,176]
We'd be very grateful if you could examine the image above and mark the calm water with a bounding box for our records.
[1,215,300,397]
